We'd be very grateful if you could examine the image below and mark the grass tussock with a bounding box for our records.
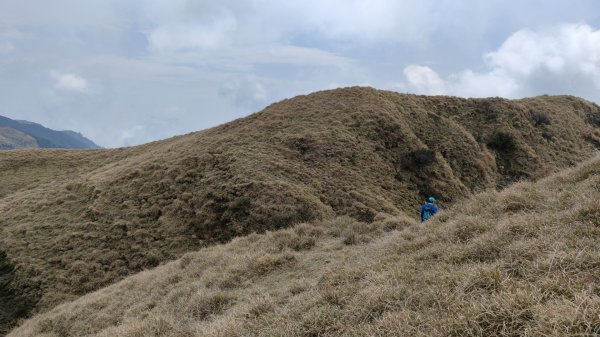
[8,155,600,337]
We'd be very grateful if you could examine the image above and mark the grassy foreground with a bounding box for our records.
[9,155,600,337]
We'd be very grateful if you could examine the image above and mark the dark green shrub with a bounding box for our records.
[584,134,600,149]
[402,149,436,172]
[530,111,551,126]
[586,111,600,127]
[487,131,517,153]
[289,137,312,154]
[0,250,40,334]
[417,181,439,200]
[228,196,252,220]
[295,203,315,223]
[541,131,554,141]
[351,207,376,223]
[267,204,316,230]
[268,212,297,230]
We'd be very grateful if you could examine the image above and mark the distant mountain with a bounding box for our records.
[0,115,100,149]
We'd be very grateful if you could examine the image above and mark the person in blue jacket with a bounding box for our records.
[420,197,438,222]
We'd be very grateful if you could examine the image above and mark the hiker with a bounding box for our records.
[420,197,438,222]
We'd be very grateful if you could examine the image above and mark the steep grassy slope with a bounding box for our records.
[9,155,600,337]
[1,87,600,331]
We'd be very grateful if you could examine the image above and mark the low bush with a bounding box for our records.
[587,111,600,127]
[584,134,600,149]
[401,149,437,172]
[288,137,312,154]
[530,111,551,126]
[487,131,517,153]
[0,251,39,335]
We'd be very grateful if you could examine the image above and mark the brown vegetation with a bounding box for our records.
[8,155,600,337]
[1,87,600,332]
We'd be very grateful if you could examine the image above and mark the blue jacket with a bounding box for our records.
[420,202,438,221]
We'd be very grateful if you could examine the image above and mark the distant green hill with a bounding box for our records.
[0,115,99,149]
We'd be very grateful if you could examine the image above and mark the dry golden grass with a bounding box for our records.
[1,87,600,333]
[8,155,600,337]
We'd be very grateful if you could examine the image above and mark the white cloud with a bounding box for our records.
[119,125,146,145]
[402,23,600,98]
[292,0,440,42]
[144,44,352,70]
[252,45,351,67]
[144,0,248,53]
[403,65,446,95]
[147,17,237,52]
[0,1,123,27]
[50,70,90,93]
[218,77,267,109]
[142,0,444,52]
[486,23,600,84]
[0,41,14,53]
[0,28,27,39]
[142,1,356,68]
[449,69,519,98]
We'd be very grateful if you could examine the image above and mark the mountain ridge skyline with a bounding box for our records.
[0,114,99,150]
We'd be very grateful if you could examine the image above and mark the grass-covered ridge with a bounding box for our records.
[9,155,600,337]
[1,87,600,331]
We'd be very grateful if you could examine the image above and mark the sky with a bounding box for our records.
[1,1,600,148]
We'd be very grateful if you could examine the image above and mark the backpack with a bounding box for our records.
[422,209,432,221]
[421,203,435,221]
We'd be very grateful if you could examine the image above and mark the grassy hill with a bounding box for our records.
[8,154,600,337]
[1,87,600,333]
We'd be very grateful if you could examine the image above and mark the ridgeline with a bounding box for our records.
[0,115,99,150]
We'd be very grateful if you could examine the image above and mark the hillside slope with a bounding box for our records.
[1,87,600,332]
[9,155,600,337]
[0,127,37,149]
[0,115,100,149]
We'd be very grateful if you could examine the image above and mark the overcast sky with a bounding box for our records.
[1,1,600,147]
